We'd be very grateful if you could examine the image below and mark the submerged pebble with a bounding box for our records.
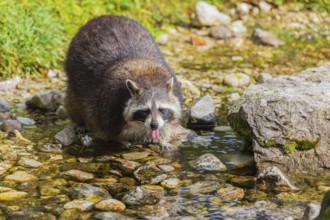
[63,199,94,211]
[5,171,37,182]
[189,153,227,171]
[64,169,94,182]
[0,191,28,201]
[94,198,126,211]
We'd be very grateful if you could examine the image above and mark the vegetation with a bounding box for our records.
[0,0,329,78]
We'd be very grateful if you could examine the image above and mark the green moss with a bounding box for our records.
[283,139,320,154]
[283,142,298,154]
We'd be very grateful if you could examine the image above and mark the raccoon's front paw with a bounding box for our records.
[160,142,177,152]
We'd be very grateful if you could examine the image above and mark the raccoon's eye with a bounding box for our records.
[132,109,150,121]
[158,108,168,115]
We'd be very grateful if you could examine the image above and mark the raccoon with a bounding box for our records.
[65,15,188,149]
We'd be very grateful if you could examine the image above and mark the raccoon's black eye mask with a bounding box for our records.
[132,109,150,121]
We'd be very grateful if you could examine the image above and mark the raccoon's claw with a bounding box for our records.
[121,141,132,148]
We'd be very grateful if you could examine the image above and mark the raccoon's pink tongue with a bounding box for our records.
[152,129,159,140]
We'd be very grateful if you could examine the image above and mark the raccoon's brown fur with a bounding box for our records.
[65,15,187,148]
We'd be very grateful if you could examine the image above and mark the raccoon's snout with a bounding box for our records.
[150,121,159,129]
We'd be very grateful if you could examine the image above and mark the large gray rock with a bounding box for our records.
[227,63,330,171]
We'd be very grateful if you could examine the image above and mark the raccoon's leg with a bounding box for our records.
[65,89,86,128]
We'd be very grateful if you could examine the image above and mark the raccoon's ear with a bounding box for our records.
[126,79,140,96]
[166,77,174,94]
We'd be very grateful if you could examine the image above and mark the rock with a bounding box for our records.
[26,89,62,111]
[257,166,299,192]
[0,98,10,112]
[93,212,133,220]
[230,20,247,37]
[121,151,150,160]
[160,178,181,189]
[223,73,250,88]
[122,186,163,205]
[190,34,208,46]
[54,126,76,146]
[179,79,201,97]
[251,28,284,47]
[210,25,232,39]
[64,169,94,182]
[47,69,63,78]
[16,116,36,126]
[302,203,321,220]
[110,157,141,174]
[236,2,251,14]
[133,165,167,184]
[70,184,110,201]
[0,191,28,201]
[257,72,273,83]
[214,184,245,202]
[191,1,231,27]
[55,105,67,119]
[158,164,175,172]
[317,191,330,220]
[17,158,42,168]
[187,181,220,194]
[5,171,37,182]
[259,1,272,12]
[189,153,227,171]
[156,33,169,45]
[39,186,61,196]
[187,95,216,129]
[94,199,126,211]
[63,199,94,211]
[227,63,330,171]
[0,76,21,91]
[1,119,22,132]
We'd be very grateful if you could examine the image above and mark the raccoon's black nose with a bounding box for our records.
[150,121,158,129]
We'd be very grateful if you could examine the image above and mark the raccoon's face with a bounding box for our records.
[123,78,181,141]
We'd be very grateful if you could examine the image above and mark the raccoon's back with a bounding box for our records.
[65,15,165,80]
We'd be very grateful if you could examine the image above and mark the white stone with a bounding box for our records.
[192,1,231,27]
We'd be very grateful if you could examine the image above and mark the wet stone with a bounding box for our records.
[302,203,321,220]
[5,171,37,182]
[16,116,36,126]
[158,164,175,172]
[187,95,216,129]
[26,89,62,111]
[1,119,22,132]
[54,126,76,146]
[257,166,299,192]
[106,183,134,199]
[121,151,150,160]
[17,157,42,168]
[189,153,227,171]
[0,191,28,201]
[0,98,10,113]
[111,157,141,174]
[59,209,80,220]
[251,28,285,47]
[39,186,61,196]
[187,181,220,194]
[215,184,245,202]
[64,169,94,182]
[94,198,126,212]
[70,184,111,201]
[133,164,167,185]
[93,212,133,220]
[161,178,181,189]
[122,186,164,206]
[63,199,94,212]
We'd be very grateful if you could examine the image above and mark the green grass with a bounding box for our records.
[0,0,328,78]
